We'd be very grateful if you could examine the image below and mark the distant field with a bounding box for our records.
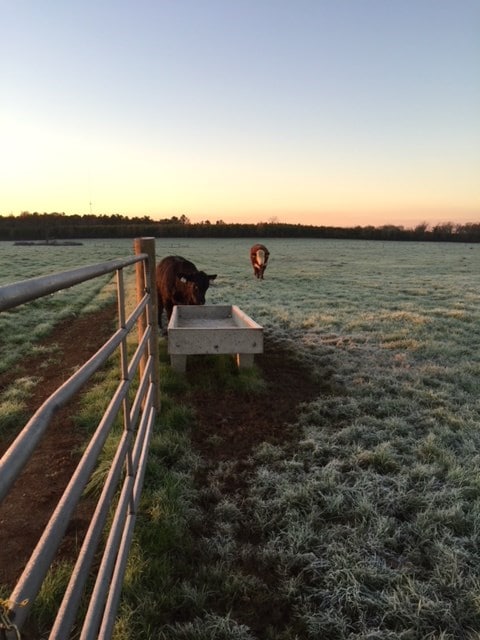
[2,235,480,437]
[2,237,480,637]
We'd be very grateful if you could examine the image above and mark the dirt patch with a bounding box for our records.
[0,303,117,588]
[185,342,320,493]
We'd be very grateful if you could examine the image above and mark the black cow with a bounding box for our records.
[250,243,270,279]
[156,255,217,329]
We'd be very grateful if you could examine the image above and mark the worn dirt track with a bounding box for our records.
[0,304,117,588]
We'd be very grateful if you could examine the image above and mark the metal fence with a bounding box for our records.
[0,237,159,639]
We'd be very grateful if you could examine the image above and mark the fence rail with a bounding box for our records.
[0,237,159,639]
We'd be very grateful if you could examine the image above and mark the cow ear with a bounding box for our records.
[208,274,217,281]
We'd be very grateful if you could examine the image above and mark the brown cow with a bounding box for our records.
[156,255,217,330]
[250,243,270,279]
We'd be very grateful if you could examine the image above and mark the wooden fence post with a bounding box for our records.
[134,237,160,411]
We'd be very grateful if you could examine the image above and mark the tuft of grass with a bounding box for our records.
[161,401,196,433]
[30,561,74,637]
[157,612,256,640]
[0,376,40,436]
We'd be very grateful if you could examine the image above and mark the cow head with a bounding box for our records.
[177,271,217,305]
[255,249,266,266]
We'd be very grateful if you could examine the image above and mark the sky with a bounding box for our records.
[1,0,479,228]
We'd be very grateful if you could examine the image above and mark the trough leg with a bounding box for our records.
[170,354,187,373]
[236,353,254,368]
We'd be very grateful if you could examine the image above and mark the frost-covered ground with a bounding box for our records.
[156,237,480,638]
[3,237,480,637]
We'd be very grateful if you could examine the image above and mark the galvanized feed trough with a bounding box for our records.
[167,304,263,372]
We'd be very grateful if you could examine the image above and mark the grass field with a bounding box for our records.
[1,237,480,638]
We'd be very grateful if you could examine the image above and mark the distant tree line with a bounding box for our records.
[0,211,479,243]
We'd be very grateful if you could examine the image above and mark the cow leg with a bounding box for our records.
[158,299,164,328]
[165,301,174,321]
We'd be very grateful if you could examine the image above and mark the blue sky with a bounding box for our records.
[1,0,479,227]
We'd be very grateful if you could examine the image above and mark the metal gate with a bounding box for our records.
[0,237,159,639]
